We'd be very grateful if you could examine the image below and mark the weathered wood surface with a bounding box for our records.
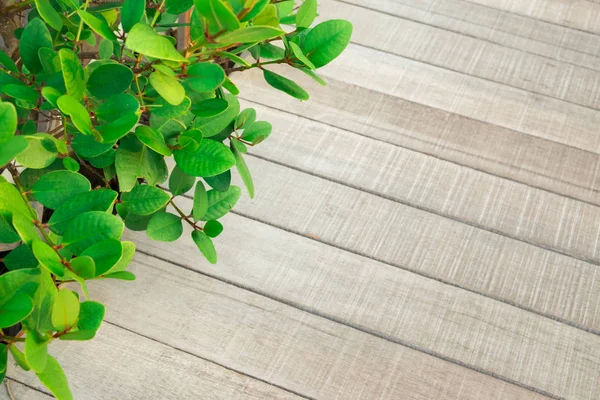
[7,0,600,398]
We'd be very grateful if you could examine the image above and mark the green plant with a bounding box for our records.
[0,0,351,397]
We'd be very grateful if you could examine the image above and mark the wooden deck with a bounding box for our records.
[5,0,600,398]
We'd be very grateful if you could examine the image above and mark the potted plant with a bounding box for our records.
[0,0,351,397]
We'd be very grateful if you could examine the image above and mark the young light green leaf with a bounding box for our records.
[35,355,74,400]
[0,292,34,328]
[15,133,58,169]
[203,185,241,220]
[135,125,172,156]
[147,212,183,242]
[192,181,208,221]
[32,240,66,277]
[169,166,195,196]
[241,120,272,144]
[78,10,117,40]
[231,141,254,198]
[215,26,283,44]
[186,62,225,92]
[0,102,17,144]
[125,23,187,62]
[87,63,133,99]
[9,345,30,371]
[32,170,91,209]
[121,0,145,32]
[296,0,317,28]
[102,271,136,280]
[25,331,48,373]
[241,0,269,21]
[150,71,185,105]
[121,184,171,215]
[194,0,240,32]
[174,140,235,177]
[62,156,80,172]
[63,211,124,255]
[57,95,93,135]
[52,289,80,331]
[70,256,96,279]
[35,0,63,31]
[289,41,315,69]
[115,136,168,192]
[177,128,203,150]
[203,219,223,238]
[302,19,352,68]
[106,241,135,274]
[191,230,217,264]
[263,69,309,100]
[19,18,52,73]
[235,108,256,130]
[59,48,86,102]
[0,136,27,167]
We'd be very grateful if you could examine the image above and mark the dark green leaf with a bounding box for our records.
[0,292,34,328]
[81,238,122,276]
[147,212,183,242]
[192,181,208,221]
[87,63,133,99]
[71,134,114,158]
[121,0,145,32]
[96,94,140,123]
[231,141,254,198]
[0,49,18,73]
[0,136,27,167]
[4,244,39,270]
[191,98,228,117]
[263,69,309,100]
[70,256,95,279]
[169,165,195,196]
[203,170,231,191]
[174,139,235,177]
[186,62,225,92]
[35,0,63,30]
[193,94,239,137]
[203,219,223,238]
[32,170,91,209]
[97,112,139,142]
[19,18,52,73]
[166,0,193,14]
[121,184,171,215]
[3,84,39,103]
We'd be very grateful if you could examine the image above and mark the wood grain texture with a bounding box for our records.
[126,207,600,399]
[0,380,51,400]
[7,323,302,400]
[87,252,551,400]
[464,0,600,35]
[318,0,600,110]
[343,0,600,70]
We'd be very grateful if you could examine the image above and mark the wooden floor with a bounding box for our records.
[5,0,600,398]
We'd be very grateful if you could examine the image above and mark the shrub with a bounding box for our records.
[0,0,351,397]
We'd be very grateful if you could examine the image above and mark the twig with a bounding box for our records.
[4,380,15,400]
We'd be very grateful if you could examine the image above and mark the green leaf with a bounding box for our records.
[32,170,91,209]
[32,240,66,277]
[169,166,195,196]
[296,0,316,28]
[203,185,241,220]
[57,95,93,135]
[97,94,140,123]
[71,134,113,158]
[235,108,256,130]
[19,18,52,73]
[106,241,135,274]
[52,289,80,331]
[300,67,326,85]
[0,214,19,244]
[216,25,283,44]
[4,244,38,270]
[15,133,58,169]
[97,112,139,142]
[87,63,133,99]
[218,51,251,67]
[70,256,95,279]
[77,301,105,332]
[9,345,30,371]
[174,140,235,177]
[115,136,168,192]
[149,71,185,105]
[0,102,17,145]
[192,181,208,221]
[25,331,48,373]
[121,0,145,32]
[12,213,39,248]
[35,0,63,30]
[125,23,188,62]
[62,156,80,172]
[289,41,315,69]
[151,96,190,119]
[191,230,217,264]
[241,120,272,144]
[63,211,124,255]
[102,271,136,280]
[147,212,183,242]
[41,86,62,109]
[0,292,34,328]
[0,136,27,167]
[78,10,117,40]
[0,49,18,73]
[59,49,86,102]
[263,69,309,100]
[204,219,223,238]
[186,62,225,92]
[302,19,352,68]
[81,238,122,276]
[115,203,153,231]
[98,38,114,59]
[0,182,31,220]
[204,170,231,192]
[135,125,172,156]
[166,0,193,14]
[24,269,56,333]
[193,94,239,137]
[231,141,254,198]
[241,0,269,21]
[191,98,229,118]
[35,355,74,400]
[121,184,171,215]
[177,128,203,150]
[194,0,240,32]
[3,84,39,103]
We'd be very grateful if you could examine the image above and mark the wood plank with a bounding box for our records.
[126,213,600,399]
[318,0,600,110]
[464,0,600,35]
[240,101,600,265]
[0,380,51,400]
[7,323,302,400]
[346,0,600,70]
[233,55,600,198]
[178,155,600,334]
[91,252,553,399]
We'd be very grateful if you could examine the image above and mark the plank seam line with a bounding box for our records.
[226,210,600,338]
[241,97,600,203]
[331,0,600,70]
[102,320,315,400]
[458,0,600,37]
[244,150,600,270]
[346,40,600,114]
[3,377,53,398]
[135,248,564,400]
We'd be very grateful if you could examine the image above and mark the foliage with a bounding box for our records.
[0,0,351,396]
